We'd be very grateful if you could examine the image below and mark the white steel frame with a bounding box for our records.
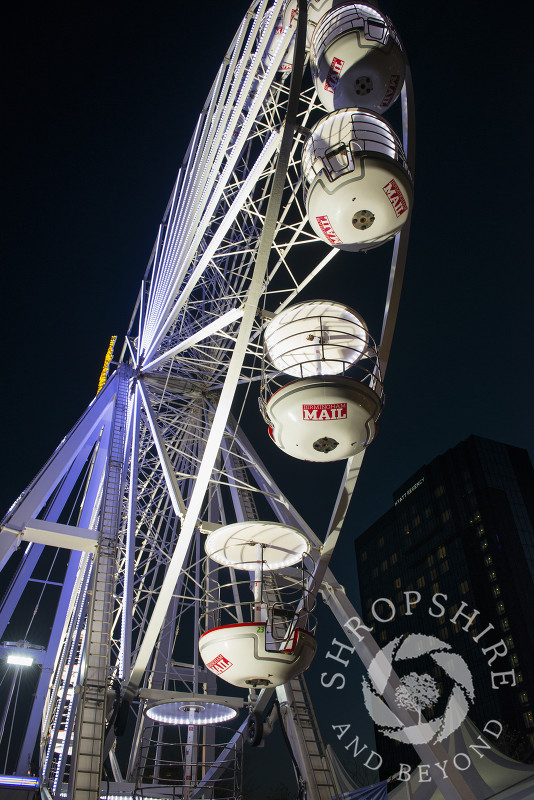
[0,2,476,799]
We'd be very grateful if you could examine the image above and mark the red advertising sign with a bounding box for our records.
[303,402,347,421]
[206,653,233,674]
[316,215,343,245]
[324,56,344,93]
[380,74,400,108]
[382,178,407,217]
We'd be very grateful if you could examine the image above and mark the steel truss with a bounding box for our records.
[0,1,477,799]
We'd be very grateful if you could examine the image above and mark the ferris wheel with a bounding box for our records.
[0,2,477,799]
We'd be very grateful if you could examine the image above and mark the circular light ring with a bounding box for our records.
[264,299,369,377]
[205,522,310,570]
[146,701,238,726]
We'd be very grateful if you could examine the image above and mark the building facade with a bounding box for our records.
[355,436,534,779]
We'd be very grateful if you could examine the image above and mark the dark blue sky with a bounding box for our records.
[4,0,533,575]
[4,0,533,525]
[3,0,534,791]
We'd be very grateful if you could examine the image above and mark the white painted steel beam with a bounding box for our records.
[68,365,132,800]
[1,519,99,553]
[0,2,425,797]
[124,11,307,699]
[143,128,281,364]
[136,379,186,520]
[142,307,244,372]
[0,373,118,567]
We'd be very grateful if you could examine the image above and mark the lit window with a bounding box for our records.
[501,617,510,632]
[391,553,398,565]
[413,515,421,527]
[480,539,488,550]
[449,604,458,616]
[492,585,501,598]
[520,692,529,705]
[424,507,432,519]
[506,635,515,649]
[523,711,534,729]
[430,568,438,580]
[440,627,449,639]
[488,570,497,581]
[510,654,519,667]
[381,560,388,572]
[432,582,439,594]
[394,577,401,589]
[417,576,425,588]
[434,485,445,498]
[404,527,411,536]
[440,560,449,574]
[380,630,387,642]
[399,604,406,615]
[517,671,523,683]
[460,581,469,595]
[361,551,367,562]
[496,601,505,615]
[437,546,446,559]
[427,555,435,566]
[441,510,451,523]
[477,524,485,536]
[484,555,493,566]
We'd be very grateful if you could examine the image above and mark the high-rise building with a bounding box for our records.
[355,435,534,779]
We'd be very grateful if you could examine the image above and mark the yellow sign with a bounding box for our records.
[97,336,117,393]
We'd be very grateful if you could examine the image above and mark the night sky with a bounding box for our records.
[3,0,534,792]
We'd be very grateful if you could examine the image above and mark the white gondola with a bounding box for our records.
[261,301,383,461]
[266,375,381,460]
[199,523,317,688]
[263,299,369,377]
[310,2,406,112]
[302,108,412,250]
[199,623,316,689]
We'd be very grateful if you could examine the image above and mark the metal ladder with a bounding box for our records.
[67,365,132,799]
[226,449,260,522]
[278,674,338,800]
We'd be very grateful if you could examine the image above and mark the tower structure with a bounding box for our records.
[355,435,534,780]
[0,2,480,799]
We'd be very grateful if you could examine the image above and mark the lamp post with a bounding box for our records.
[1,641,39,775]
